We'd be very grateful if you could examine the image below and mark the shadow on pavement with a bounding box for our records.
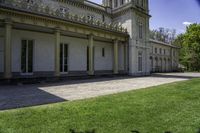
[0,73,200,111]
[0,86,67,110]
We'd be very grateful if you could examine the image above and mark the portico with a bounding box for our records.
[0,0,179,80]
[0,5,128,79]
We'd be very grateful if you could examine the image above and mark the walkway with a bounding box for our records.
[0,73,200,110]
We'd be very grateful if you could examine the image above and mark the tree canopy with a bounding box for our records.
[173,23,200,71]
[150,27,176,44]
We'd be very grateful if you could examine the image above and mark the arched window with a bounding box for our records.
[114,0,118,7]
[138,22,143,39]
[141,0,144,7]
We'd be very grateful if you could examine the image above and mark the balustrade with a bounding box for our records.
[0,0,128,33]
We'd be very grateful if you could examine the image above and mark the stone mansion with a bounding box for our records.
[0,0,179,79]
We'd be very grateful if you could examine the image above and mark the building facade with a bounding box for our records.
[0,0,178,79]
[149,39,179,73]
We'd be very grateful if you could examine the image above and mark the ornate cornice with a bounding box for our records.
[0,0,128,35]
[54,0,111,17]
[0,9,128,41]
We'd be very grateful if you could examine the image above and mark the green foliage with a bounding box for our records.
[1,79,200,133]
[173,24,200,71]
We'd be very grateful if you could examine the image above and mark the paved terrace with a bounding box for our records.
[0,73,200,110]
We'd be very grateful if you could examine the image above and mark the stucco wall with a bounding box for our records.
[149,40,179,72]
[0,28,4,72]
[10,29,123,74]
[113,10,150,75]
[113,11,132,37]
[151,42,171,56]
[118,43,125,70]
[12,29,55,72]
[94,41,113,71]
[61,36,88,71]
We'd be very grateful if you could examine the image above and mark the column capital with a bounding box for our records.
[4,18,12,25]
[113,39,119,44]
[88,33,94,38]
[55,28,60,33]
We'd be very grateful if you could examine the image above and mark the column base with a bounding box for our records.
[113,71,119,75]
[88,71,94,76]
[4,73,12,79]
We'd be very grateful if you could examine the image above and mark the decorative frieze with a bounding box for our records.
[0,0,128,34]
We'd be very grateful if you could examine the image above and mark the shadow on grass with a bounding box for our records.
[70,129,95,133]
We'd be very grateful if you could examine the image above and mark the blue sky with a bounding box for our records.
[90,0,200,34]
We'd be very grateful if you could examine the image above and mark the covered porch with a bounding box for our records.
[0,2,129,79]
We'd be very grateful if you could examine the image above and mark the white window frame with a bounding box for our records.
[20,39,34,76]
[60,43,69,74]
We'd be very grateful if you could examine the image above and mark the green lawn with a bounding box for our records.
[1,79,200,133]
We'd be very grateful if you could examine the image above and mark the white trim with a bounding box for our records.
[60,43,68,73]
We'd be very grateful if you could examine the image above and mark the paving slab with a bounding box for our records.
[0,73,200,110]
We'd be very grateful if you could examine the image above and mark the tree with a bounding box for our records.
[150,27,176,44]
[173,23,200,71]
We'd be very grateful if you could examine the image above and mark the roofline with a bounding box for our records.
[149,39,180,49]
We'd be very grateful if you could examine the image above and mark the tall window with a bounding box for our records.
[102,48,105,57]
[120,0,124,5]
[114,0,118,7]
[141,0,144,7]
[102,14,105,22]
[60,43,68,73]
[139,23,143,39]
[21,40,34,74]
[155,48,157,54]
[138,52,143,72]
[136,0,139,5]
[160,48,162,54]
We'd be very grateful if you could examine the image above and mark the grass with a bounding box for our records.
[1,79,200,133]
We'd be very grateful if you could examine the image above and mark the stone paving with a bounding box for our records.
[0,73,200,110]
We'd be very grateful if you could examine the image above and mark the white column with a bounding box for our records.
[124,42,128,72]
[54,28,60,77]
[113,40,119,74]
[145,16,150,75]
[4,20,12,79]
[88,34,94,75]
